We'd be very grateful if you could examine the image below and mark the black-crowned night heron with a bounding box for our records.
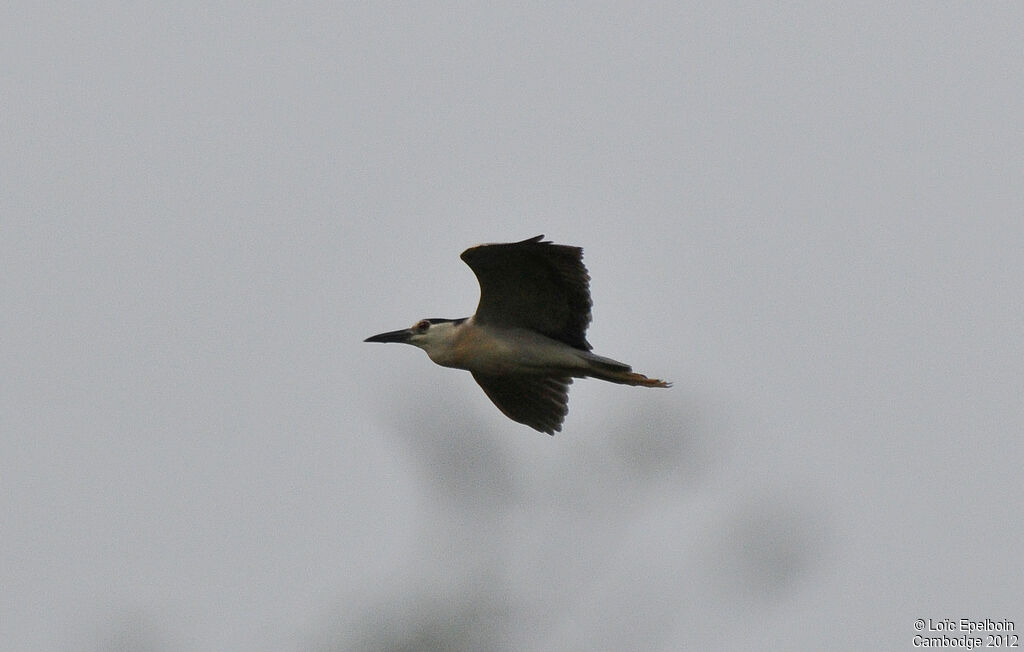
[365,235,670,435]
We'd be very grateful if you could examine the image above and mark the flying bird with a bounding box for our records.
[365,235,670,434]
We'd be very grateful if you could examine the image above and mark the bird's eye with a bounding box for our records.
[414,320,430,332]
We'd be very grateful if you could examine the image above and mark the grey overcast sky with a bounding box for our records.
[2,3,1022,651]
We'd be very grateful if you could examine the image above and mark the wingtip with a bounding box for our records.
[460,234,546,261]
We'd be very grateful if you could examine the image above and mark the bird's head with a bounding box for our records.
[364,318,464,358]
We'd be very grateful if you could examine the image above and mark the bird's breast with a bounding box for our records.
[433,323,585,375]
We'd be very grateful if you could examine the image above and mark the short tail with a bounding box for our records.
[581,351,672,388]
[596,368,672,387]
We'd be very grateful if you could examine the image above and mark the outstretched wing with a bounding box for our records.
[472,373,573,435]
[461,235,592,351]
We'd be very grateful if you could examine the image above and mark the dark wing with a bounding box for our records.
[472,373,573,435]
[461,235,592,351]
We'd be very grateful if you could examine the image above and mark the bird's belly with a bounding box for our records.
[440,327,584,375]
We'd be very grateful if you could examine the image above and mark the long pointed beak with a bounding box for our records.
[364,328,414,344]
